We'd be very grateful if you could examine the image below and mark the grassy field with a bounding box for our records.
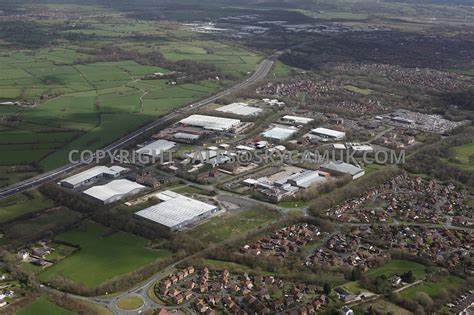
[117,296,144,311]
[17,295,76,315]
[356,299,411,315]
[0,9,261,183]
[39,222,172,288]
[2,207,81,245]
[445,143,474,171]
[341,280,369,295]
[0,190,54,223]
[400,275,465,299]
[186,207,281,244]
[366,259,427,279]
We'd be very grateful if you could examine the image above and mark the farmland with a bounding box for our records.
[0,6,262,185]
[0,190,54,223]
[39,222,172,288]
[16,295,75,315]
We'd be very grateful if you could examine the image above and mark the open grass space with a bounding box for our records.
[186,207,281,244]
[117,296,144,311]
[400,275,465,299]
[0,190,55,223]
[39,222,172,288]
[366,259,427,279]
[341,281,369,295]
[0,12,261,184]
[356,299,411,315]
[445,143,474,171]
[16,295,76,315]
[2,207,81,245]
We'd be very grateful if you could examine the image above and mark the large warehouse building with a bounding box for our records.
[135,191,218,231]
[311,127,346,140]
[282,115,313,125]
[262,126,298,141]
[319,161,365,180]
[59,165,129,189]
[216,102,262,116]
[83,179,146,204]
[179,114,241,131]
[136,139,176,159]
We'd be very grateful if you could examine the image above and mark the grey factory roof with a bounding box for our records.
[59,166,128,187]
[179,114,241,131]
[173,132,201,140]
[135,191,217,228]
[216,102,262,116]
[261,126,297,140]
[282,115,314,125]
[320,161,364,176]
[83,179,145,202]
[311,127,346,139]
[136,139,176,157]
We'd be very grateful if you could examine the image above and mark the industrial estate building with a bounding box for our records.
[281,115,314,125]
[262,126,298,141]
[135,191,218,231]
[59,166,129,189]
[136,139,176,159]
[320,161,365,180]
[242,167,328,201]
[216,102,262,116]
[83,179,146,204]
[311,127,346,140]
[179,114,241,132]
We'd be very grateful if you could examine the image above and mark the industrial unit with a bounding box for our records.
[179,114,241,131]
[216,102,262,116]
[136,139,176,159]
[261,126,298,141]
[135,191,218,231]
[311,127,346,140]
[281,115,314,125]
[83,179,146,204]
[319,161,365,180]
[59,166,129,189]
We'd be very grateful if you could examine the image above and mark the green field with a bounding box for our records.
[366,259,427,279]
[186,207,281,244]
[400,275,465,299]
[356,299,411,315]
[117,296,144,311]
[446,143,474,171]
[0,11,261,183]
[0,190,54,223]
[39,222,172,288]
[3,208,81,245]
[17,295,76,315]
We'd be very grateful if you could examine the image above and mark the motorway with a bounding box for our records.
[0,53,278,200]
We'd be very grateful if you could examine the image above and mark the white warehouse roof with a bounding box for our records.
[179,114,241,131]
[312,127,346,139]
[83,179,145,203]
[262,126,297,140]
[135,191,217,229]
[216,102,262,116]
[60,166,128,188]
[282,115,313,125]
[136,139,176,157]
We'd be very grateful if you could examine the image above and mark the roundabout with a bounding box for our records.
[116,295,145,311]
